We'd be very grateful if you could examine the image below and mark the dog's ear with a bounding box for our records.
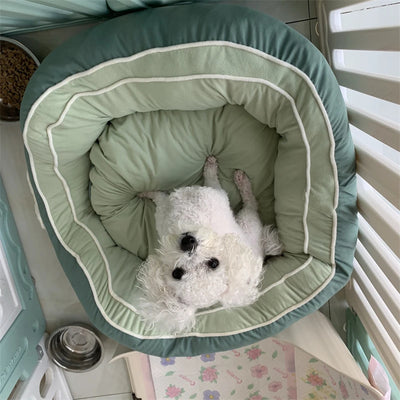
[220,234,263,308]
[137,255,197,333]
[137,255,164,300]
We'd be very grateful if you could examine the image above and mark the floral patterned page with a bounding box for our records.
[295,347,382,400]
[147,338,383,400]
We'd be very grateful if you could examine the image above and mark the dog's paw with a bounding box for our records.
[234,170,248,187]
[203,156,221,188]
[204,155,218,171]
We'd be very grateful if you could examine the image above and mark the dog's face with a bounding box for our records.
[146,228,231,308]
[138,227,264,333]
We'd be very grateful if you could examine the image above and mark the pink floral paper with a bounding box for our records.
[147,338,383,400]
[295,347,382,400]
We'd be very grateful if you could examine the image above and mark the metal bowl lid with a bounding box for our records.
[47,324,103,372]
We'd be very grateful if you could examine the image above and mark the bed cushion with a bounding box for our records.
[89,105,278,259]
[21,3,357,356]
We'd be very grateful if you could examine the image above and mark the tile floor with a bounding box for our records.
[1,1,321,398]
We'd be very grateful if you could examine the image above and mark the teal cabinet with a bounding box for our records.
[0,176,46,399]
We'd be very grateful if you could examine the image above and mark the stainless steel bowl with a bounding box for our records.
[47,324,104,372]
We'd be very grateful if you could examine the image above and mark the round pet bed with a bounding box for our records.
[21,3,357,356]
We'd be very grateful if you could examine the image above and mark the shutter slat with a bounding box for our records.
[357,180,400,258]
[347,106,400,152]
[355,241,400,321]
[352,260,400,350]
[353,140,400,209]
[335,69,400,104]
[319,0,366,11]
[358,215,400,286]
[330,26,400,51]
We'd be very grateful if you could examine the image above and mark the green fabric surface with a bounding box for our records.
[90,105,278,260]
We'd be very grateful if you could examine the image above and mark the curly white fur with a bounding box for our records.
[138,156,283,333]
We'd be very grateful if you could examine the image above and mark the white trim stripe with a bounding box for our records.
[23,41,339,340]
[197,255,315,317]
[46,73,312,318]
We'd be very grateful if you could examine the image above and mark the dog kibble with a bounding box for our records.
[0,41,37,119]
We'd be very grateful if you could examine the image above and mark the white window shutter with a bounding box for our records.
[317,0,400,389]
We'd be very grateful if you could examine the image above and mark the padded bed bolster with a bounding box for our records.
[21,3,357,356]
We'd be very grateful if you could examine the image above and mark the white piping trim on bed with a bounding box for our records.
[46,120,140,314]
[22,40,338,262]
[44,73,312,316]
[196,255,315,317]
[180,255,338,339]
[104,254,338,340]
[23,41,338,340]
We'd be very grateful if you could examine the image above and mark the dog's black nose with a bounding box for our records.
[180,234,197,252]
[206,258,219,269]
[172,267,185,280]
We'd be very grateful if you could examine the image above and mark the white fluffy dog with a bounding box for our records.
[138,156,282,333]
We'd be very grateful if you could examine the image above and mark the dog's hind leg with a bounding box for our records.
[203,156,222,190]
[234,170,283,257]
[233,170,263,253]
[234,170,258,210]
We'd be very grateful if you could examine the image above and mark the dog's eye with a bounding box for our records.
[172,267,185,280]
[206,258,219,269]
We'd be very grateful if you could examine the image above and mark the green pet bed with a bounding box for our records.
[21,3,357,356]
